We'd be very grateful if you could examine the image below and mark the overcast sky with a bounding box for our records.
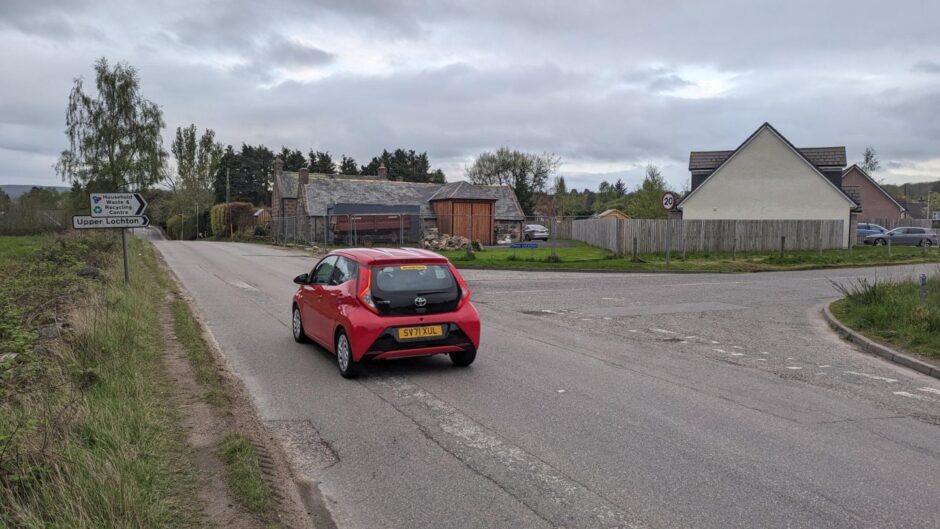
[2,0,939,192]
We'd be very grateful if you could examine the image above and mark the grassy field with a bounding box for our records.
[440,240,940,272]
[0,233,201,528]
[831,271,940,360]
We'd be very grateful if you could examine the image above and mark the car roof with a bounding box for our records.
[330,247,450,265]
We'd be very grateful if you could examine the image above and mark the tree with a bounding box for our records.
[56,57,166,192]
[627,163,671,219]
[18,187,62,210]
[309,150,336,174]
[279,148,307,171]
[613,179,627,196]
[362,149,447,183]
[339,155,359,175]
[465,148,560,215]
[861,146,880,174]
[0,188,10,213]
[168,124,222,226]
[213,143,274,206]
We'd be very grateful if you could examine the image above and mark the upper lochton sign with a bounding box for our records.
[89,193,147,218]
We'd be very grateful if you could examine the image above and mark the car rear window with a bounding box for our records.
[373,264,455,293]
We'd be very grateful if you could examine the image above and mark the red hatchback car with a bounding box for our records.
[291,248,481,378]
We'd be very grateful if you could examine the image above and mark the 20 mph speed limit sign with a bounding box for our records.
[661,191,678,211]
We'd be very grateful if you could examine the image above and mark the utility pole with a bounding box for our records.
[226,167,232,239]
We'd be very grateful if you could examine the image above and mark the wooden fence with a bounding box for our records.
[859,218,932,230]
[571,218,846,254]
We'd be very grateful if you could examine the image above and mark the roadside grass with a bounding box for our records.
[0,233,201,528]
[170,298,226,407]
[440,240,940,272]
[217,433,273,514]
[831,271,940,360]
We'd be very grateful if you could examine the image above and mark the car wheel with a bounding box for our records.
[449,347,476,367]
[292,305,309,343]
[875,238,887,246]
[335,330,360,379]
[524,234,531,241]
[924,239,934,247]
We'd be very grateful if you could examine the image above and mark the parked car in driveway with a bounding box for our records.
[291,248,480,378]
[856,223,887,237]
[863,227,938,246]
[524,224,550,241]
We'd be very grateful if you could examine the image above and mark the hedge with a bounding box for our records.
[165,210,211,240]
[210,202,255,238]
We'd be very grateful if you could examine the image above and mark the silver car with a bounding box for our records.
[524,224,550,241]
[863,227,937,247]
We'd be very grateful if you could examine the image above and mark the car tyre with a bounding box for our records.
[875,238,887,246]
[923,239,934,247]
[292,305,309,343]
[524,234,531,241]
[449,347,476,367]
[335,330,360,379]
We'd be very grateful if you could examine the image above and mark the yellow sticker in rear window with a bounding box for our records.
[400,265,427,270]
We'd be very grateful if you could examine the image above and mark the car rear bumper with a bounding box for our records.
[346,304,481,362]
[363,322,475,360]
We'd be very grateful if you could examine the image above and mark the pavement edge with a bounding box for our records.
[822,303,940,380]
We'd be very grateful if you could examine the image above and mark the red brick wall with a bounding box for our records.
[842,167,905,222]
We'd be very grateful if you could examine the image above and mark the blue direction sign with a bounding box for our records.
[511,243,539,249]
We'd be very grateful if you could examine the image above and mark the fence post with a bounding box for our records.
[732,236,737,261]
[665,216,671,266]
[888,235,891,257]
[681,222,687,261]
[632,237,638,262]
[779,235,785,258]
[817,225,823,258]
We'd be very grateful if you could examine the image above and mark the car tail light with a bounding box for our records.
[457,285,471,310]
[358,267,379,314]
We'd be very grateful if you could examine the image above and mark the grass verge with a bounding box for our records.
[830,270,940,360]
[440,240,940,272]
[0,233,200,528]
[170,299,226,407]
[217,433,273,514]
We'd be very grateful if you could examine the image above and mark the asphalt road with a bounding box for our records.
[141,231,940,529]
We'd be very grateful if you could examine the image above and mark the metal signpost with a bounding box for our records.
[73,193,149,284]
[662,192,678,265]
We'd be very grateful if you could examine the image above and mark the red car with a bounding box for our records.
[291,248,481,378]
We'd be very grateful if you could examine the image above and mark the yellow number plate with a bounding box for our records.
[398,325,444,340]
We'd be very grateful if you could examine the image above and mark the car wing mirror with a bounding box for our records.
[293,273,309,284]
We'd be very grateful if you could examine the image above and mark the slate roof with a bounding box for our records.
[689,147,847,171]
[302,178,525,220]
[304,178,441,217]
[428,181,493,201]
[842,186,862,205]
[275,171,299,199]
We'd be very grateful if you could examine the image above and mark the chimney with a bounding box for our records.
[299,166,310,186]
[274,156,284,175]
[377,162,388,180]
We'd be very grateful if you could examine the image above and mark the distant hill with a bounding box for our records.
[1,185,71,199]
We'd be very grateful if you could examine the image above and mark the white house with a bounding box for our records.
[678,123,859,248]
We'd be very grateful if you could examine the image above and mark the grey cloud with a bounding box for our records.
[3,0,940,188]
[264,38,334,67]
[913,60,940,74]
[647,74,693,93]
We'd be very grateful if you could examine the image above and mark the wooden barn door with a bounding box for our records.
[452,201,472,240]
[472,202,493,245]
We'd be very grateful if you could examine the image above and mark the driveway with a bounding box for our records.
[144,235,940,529]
